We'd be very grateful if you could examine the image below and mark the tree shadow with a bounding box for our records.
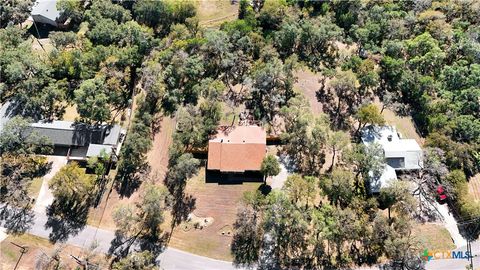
[108,230,170,263]
[258,184,272,195]
[45,199,89,243]
[0,205,34,234]
[170,191,196,234]
[114,165,150,198]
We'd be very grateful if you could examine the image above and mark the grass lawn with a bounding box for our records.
[168,167,261,261]
[1,233,106,269]
[412,223,456,251]
[28,177,43,199]
[196,0,238,28]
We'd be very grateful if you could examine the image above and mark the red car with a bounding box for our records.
[437,185,448,203]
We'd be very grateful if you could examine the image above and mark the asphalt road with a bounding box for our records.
[21,209,237,270]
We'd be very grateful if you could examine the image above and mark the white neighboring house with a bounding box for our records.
[361,125,423,193]
[30,0,61,27]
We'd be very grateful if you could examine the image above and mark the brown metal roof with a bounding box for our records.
[207,126,266,172]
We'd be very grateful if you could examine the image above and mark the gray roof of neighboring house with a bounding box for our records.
[29,121,106,146]
[86,144,113,158]
[103,124,123,145]
[0,103,123,148]
[31,0,60,22]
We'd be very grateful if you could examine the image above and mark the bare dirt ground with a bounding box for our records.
[294,68,325,115]
[168,168,260,261]
[147,116,175,181]
[469,174,480,202]
[1,234,107,270]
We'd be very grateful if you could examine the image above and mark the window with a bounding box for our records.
[386,157,405,169]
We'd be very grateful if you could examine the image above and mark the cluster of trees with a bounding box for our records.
[232,172,422,269]
[342,0,480,223]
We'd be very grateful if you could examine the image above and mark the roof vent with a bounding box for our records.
[387,135,393,142]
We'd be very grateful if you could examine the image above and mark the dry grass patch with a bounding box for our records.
[196,0,238,28]
[468,174,480,202]
[374,100,424,146]
[62,104,80,122]
[412,223,456,251]
[168,167,261,261]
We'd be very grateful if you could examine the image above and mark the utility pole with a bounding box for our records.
[466,239,473,269]
[11,242,28,270]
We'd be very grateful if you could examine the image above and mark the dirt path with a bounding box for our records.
[147,116,175,181]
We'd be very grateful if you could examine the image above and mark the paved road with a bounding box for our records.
[9,209,236,270]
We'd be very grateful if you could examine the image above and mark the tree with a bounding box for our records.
[248,55,297,123]
[326,130,350,170]
[0,0,35,28]
[260,154,280,184]
[405,32,446,76]
[354,103,385,135]
[46,162,96,242]
[74,77,111,124]
[111,183,171,259]
[57,0,86,26]
[0,116,52,155]
[133,0,195,36]
[0,27,66,120]
[112,251,159,270]
[342,143,386,192]
[0,155,50,233]
[318,70,364,129]
[259,191,309,268]
[281,95,330,176]
[283,174,317,207]
[320,169,356,207]
[378,181,415,220]
[274,17,342,70]
[231,200,263,268]
[49,163,96,208]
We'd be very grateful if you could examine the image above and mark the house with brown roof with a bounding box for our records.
[207,126,266,181]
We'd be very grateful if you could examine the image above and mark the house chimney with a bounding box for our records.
[387,135,393,142]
